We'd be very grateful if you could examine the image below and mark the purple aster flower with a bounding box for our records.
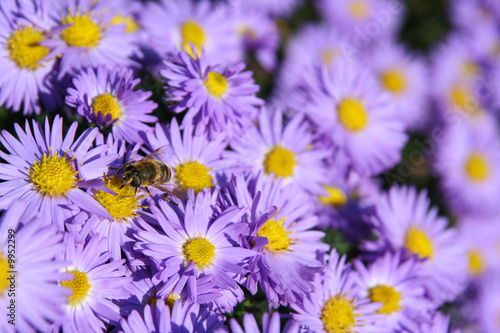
[430,35,500,119]
[162,50,263,138]
[274,24,348,105]
[292,250,386,333]
[456,216,500,279]
[140,0,242,64]
[230,1,280,71]
[146,118,235,196]
[352,252,434,332]
[223,172,329,308]
[0,1,60,115]
[229,311,300,333]
[363,185,467,305]
[133,189,255,312]
[43,0,140,78]
[225,107,330,195]
[56,231,132,333]
[433,119,500,218]
[316,0,405,41]
[366,41,430,131]
[0,202,70,333]
[473,272,500,333]
[65,65,158,144]
[0,115,118,230]
[451,0,500,31]
[119,300,226,333]
[292,59,407,176]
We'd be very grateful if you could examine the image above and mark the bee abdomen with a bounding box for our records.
[158,162,172,183]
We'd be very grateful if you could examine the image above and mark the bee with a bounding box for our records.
[118,146,183,202]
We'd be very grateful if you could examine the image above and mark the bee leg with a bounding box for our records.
[112,160,135,175]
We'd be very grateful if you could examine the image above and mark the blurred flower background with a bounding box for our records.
[0,0,499,332]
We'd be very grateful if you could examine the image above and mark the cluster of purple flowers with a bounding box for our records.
[0,0,499,332]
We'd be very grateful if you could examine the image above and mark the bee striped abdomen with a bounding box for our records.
[157,162,172,183]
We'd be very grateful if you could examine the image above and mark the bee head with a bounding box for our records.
[121,166,141,187]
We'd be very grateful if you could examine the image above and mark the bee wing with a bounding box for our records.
[142,145,174,163]
[152,184,188,201]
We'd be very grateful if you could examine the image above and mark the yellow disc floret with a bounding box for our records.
[29,150,78,197]
[175,161,213,194]
[319,186,348,208]
[337,98,368,132]
[381,69,407,94]
[182,237,216,269]
[349,0,369,20]
[61,270,91,306]
[321,293,359,333]
[204,71,228,99]
[92,93,121,122]
[93,176,141,221]
[181,20,205,58]
[263,145,296,179]
[468,249,485,276]
[257,217,295,253]
[61,10,102,48]
[465,152,490,182]
[404,226,434,260]
[110,14,140,33]
[369,285,402,314]
[0,253,9,294]
[7,26,50,70]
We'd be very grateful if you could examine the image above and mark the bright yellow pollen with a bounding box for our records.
[93,176,140,221]
[165,292,180,309]
[0,253,9,294]
[175,161,213,194]
[181,20,205,58]
[465,152,490,182]
[349,0,369,19]
[92,93,121,122]
[381,69,407,94]
[468,250,485,276]
[29,151,78,197]
[321,293,359,333]
[263,145,296,179]
[204,71,228,98]
[369,285,402,314]
[319,186,348,208]
[61,270,91,306]
[404,227,434,260]
[182,237,216,269]
[110,14,140,33]
[337,98,368,132]
[257,217,294,253]
[61,10,102,48]
[7,26,49,70]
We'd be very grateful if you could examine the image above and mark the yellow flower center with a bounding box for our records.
[380,69,407,94]
[462,61,479,77]
[404,227,433,260]
[60,270,91,306]
[337,98,368,132]
[321,293,359,333]
[92,93,121,122]
[61,10,102,48]
[369,285,402,314]
[182,237,216,269]
[319,186,348,208]
[348,0,369,20]
[175,161,213,194]
[93,176,141,221]
[256,217,295,253]
[263,145,296,179]
[28,150,78,197]
[110,14,140,33]
[7,26,50,70]
[465,152,490,182]
[322,48,339,66]
[0,253,9,295]
[181,20,205,58]
[450,86,481,115]
[204,71,228,99]
[468,249,485,276]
